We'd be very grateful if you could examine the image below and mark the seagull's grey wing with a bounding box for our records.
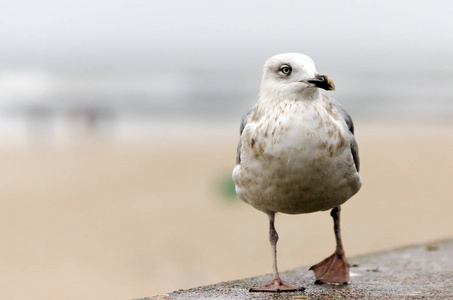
[236,106,254,165]
[350,135,360,172]
[334,100,360,172]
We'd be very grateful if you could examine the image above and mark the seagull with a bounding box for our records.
[232,53,362,292]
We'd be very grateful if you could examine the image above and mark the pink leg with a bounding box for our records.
[250,213,305,292]
[310,206,350,284]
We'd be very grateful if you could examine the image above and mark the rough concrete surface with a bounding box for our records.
[143,239,453,299]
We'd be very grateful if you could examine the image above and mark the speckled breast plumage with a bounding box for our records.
[232,98,362,214]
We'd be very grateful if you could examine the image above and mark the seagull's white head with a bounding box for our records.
[259,53,335,101]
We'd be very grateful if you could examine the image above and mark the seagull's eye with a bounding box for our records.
[280,65,292,76]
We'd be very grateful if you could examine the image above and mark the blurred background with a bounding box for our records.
[1,1,453,299]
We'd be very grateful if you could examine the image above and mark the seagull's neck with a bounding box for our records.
[301,88,320,100]
[259,88,320,104]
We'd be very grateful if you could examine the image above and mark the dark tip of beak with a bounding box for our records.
[307,74,335,91]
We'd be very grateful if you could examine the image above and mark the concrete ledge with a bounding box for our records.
[145,239,453,299]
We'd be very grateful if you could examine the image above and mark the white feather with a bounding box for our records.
[233,53,362,215]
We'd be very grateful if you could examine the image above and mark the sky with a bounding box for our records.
[1,0,453,124]
[1,0,453,71]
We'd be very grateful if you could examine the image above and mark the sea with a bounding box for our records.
[0,64,452,146]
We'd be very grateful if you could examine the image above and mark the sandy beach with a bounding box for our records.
[0,121,452,300]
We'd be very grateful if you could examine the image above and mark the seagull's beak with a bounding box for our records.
[305,74,335,91]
